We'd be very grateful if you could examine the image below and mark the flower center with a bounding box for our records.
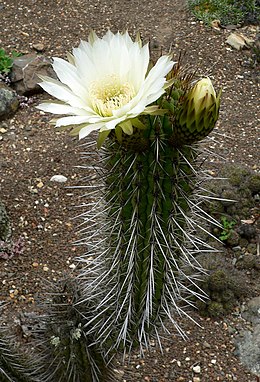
[89,74,135,117]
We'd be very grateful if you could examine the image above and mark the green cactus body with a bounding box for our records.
[33,281,115,382]
[80,115,207,351]
[0,332,38,382]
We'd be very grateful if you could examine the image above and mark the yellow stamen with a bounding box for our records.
[89,74,135,117]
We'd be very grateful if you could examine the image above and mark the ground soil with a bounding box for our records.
[0,0,259,381]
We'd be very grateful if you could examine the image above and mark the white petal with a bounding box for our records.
[127,43,149,90]
[37,102,89,116]
[55,115,92,127]
[104,116,125,131]
[52,58,89,100]
[140,55,174,104]
[39,78,87,108]
[73,43,99,86]
[78,122,105,139]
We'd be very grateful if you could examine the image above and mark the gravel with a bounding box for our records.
[0,0,259,381]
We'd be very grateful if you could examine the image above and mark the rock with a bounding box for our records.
[226,33,254,50]
[192,365,201,374]
[225,24,239,30]
[235,324,260,376]
[202,341,211,349]
[211,19,221,30]
[10,54,56,95]
[0,83,19,121]
[32,43,45,52]
[242,296,260,325]
[0,200,11,241]
[50,175,68,183]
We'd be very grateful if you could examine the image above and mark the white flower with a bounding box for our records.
[37,31,174,140]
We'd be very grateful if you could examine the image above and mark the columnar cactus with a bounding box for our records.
[0,30,222,382]
[78,94,221,351]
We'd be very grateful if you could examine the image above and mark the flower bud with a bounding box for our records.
[175,77,221,144]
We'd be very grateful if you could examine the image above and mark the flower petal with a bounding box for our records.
[37,101,90,116]
[52,58,89,100]
[38,76,87,109]
[55,116,91,127]
[78,122,105,139]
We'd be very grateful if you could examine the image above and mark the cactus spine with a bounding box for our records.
[0,329,38,382]
[30,280,116,382]
[79,93,219,351]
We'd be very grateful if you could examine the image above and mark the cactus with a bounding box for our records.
[31,280,116,382]
[0,280,116,382]
[0,30,223,382]
[0,326,39,382]
[77,70,221,352]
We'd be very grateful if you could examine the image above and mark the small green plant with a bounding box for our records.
[187,0,259,25]
[219,216,236,241]
[0,49,13,74]
[0,49,22,75]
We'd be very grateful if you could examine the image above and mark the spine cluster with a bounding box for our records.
[79,115,210,352]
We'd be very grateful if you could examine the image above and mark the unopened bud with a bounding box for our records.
[175,77,221,144]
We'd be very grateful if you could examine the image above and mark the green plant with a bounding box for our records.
[187,0,256,25]
[0,49,22,75]
[0,326,39,382]
[0,49,13,74]
[219,216,236,241]
[77,74,221,352]
[34,280,116,382]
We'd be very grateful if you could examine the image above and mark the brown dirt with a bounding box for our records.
[0,0,259,381]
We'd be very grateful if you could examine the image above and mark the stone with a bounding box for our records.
[0,83,19,121]
[10,53,56,95]
[192,365,201,373]
[50,175,68,183]
[242,296,260,325]
[0,200,11,241]
[32,43,45,52]
[211,19,221,29]
[235,324,260,376]
[226,33,254,50]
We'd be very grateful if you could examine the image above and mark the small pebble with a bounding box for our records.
[202,341,211,349]
[33,43,45,51]
[50,175,68,183]
[192,365,201,373]
[37,181,44,188]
